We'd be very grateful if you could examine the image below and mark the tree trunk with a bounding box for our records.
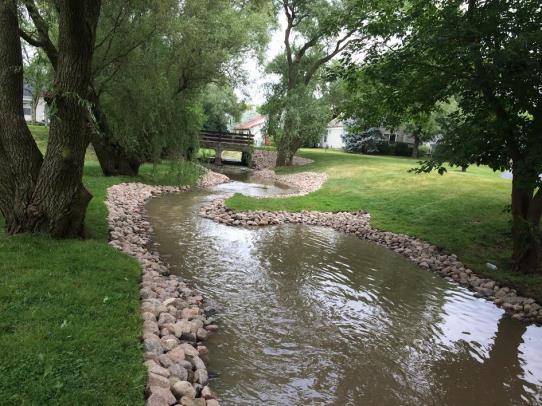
[0,0,101,238]
[88,87,141,176]
[276,144,288,167]
[285,145,297,166]
[24,0,100,237]
[0,0,44,233]
[511,170,542,274]
[91,133,141,176]
[461,165,468,172]
[275,125,302,167]
[31,96,38,124]
[412,133,420,158]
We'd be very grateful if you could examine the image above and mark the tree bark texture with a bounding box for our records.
[0,0,44,233]
[511,170,542,274]
[88,88,141,176]
[0,0,101,238]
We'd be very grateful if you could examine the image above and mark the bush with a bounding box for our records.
[418,144,430,157]
[394,142,412,156]
[343,128,385,153]
[374,141,392,155]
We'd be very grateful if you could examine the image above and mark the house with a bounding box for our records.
[23,84,47,123]
[385,128,417,145]
[319,119,425,150]
[234,114,268,146]
[320,118,347,148]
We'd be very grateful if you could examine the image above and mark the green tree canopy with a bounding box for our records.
[342,0,542,274]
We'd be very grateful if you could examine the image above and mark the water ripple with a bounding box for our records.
[147,176,542,406]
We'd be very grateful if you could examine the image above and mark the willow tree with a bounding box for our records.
[0,0,100,237]
[268,0,398,166]
[19,0,174,176]
[98,0,272,168]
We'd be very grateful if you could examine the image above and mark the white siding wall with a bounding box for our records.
[23,96,32,122]
[23,96,46,123]
[36,98,46,122]
[252,123,265,146]
[320,126,345,148]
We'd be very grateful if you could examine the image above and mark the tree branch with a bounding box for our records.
[19,28,44,47]
[304,30,356,85]
[94,4,126,50]
[22,0,58,69]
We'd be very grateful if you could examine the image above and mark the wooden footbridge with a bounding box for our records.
[199,130,254,166]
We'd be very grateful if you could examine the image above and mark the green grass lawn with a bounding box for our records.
[227,148,542,303]
[0,127,199,405]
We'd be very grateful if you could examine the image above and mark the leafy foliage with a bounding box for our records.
[264,54,332,160]
[348,0,542,273]
[202,83,246,133]
[94,0,272,164]
[267,0,400,165]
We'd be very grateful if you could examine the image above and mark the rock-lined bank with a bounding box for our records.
[252,169,327,197]
[197,167,230,188]
[107,183,220,406]
[199,199,542,324]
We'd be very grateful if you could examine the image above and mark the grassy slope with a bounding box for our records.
[0,127,198,405]
[227,149,542,303]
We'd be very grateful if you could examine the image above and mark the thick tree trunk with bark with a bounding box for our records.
[0,0,44,233]
[511,169,542,274]
[91,133,141,176]
[0,0,101,238]
[276,132,300,167]
[276,146,288,167]
[88,88,141,176]
[25,0,100,237]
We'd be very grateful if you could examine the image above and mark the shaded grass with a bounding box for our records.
[0,130,200,404]
[227,149,542,303]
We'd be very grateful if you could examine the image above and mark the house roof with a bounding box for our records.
[327,118,346,128]
[234,114,266,130]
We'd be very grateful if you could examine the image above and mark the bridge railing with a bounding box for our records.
[199,130,254,165]
[199,130,254,146]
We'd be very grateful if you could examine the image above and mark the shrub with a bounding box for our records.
[343,128,385,153]
[394,142,412,156]
[418,144,430,157]
[374,141,392,155]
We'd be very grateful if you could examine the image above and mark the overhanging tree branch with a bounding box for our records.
[304,30,357,85]
[22,0,58,69]
[19,28,44,47]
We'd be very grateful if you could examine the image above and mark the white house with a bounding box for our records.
[319,119,428,150]
[234,114,268,146]
[23,84,46,123]
[320,118,347,148]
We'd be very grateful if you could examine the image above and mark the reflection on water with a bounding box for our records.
[147,171,542,405]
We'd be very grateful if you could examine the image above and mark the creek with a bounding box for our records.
[146,167,542,405]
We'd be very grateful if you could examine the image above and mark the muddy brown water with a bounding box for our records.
[146,168,542,405]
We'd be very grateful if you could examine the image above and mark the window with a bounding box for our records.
[389,134,396,143]
[23,107,31,116]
